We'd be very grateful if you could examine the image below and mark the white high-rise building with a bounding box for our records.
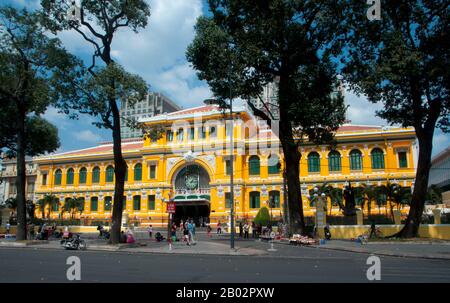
[120,92,181,139]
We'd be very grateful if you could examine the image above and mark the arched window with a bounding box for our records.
[177,128,184,141]
[249,191,260,209]
[54,169,62,185]
[79,167,87,184]
[307,152,320,173]
[248,156,260,175]
[104,196,112,211]
[133,195,141,211]
[349,149,363,171]
[328,151,341,172]
[148,195,156,210]
[134,163,142,181]
[66,168,74,185]
[90,197,98,212]
[92,166,100,183]
[269,190,280,208]
[268,154,280,174]
[52,198,60,212]
[106,165,114,183]
[371,148,385,169]
[209,126,217,138]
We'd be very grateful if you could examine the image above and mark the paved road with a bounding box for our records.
[1,246,449,283]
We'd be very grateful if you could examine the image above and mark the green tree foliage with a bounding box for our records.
[426,185,443,205]
[37,194,59,219]
[187,0,347,234]
[41,0,151,244]
[254,206,271,226]
[62,197,85,220]
[342,1,449,237]
[0,7,79,240]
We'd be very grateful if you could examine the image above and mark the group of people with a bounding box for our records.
[146,220,197,245]
[119,229,136,244]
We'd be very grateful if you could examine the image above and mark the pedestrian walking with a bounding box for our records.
[243,222,249,239]
[183,227,190,245]
[206,224,212,237]
[217,221,222,234]
[148,225,153,239]
[251,222,256,238]
[6,222,11,234]
[239,221,243,238]
[187,220,195,243]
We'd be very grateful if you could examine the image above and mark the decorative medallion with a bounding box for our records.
[183,150,198,163]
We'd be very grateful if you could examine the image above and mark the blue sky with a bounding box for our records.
[4,0,449,157]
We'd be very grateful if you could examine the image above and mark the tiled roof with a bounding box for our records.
[51,141,143,157]
[165,105,219,116]
[337,125,382,132]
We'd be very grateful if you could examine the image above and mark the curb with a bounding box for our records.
[267,239,450,261]
[0,240,49,247]
[0,241,266,256]
[311,245,450,261]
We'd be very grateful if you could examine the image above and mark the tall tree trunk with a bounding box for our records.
[109,98,127,244]
[394,131,434,238]
[278,73,305,235]
[15,105,27,241]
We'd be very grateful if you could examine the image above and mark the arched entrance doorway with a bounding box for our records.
[172,164,211,226]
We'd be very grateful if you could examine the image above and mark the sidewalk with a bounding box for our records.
[0,237,267,256]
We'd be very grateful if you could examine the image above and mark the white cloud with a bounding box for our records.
[72,130,103,144]
[42,107,70,130]
[343,86,387,126]
[54,0,211,108]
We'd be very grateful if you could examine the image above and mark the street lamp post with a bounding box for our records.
[229,99,235,250]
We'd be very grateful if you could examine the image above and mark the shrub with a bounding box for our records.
[254,207,270,226]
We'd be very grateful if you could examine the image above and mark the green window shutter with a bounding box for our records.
[79,168,87,184]
[42,174,47,186]
[200,127,206,139]
[53,199,60,211]
[225,160,231,175]
[269,191,280,208]
[91,197,98,212]
[349,150,362,170]
[148,195,155,210]
[225,192,232,208]
[328,151,341,172]
[66,169,74,185]
[106,166,114,183]
[210,126,216,138]
[177,128,184,141]
[104,196,112,211]
[398,152,408,168]
[268,155,280,174]
[249,156,260,175]
[308,153,320,173]
[149,165,156,179]
[190,128,195,140]
[371,149,385,169]
[250,192,260,208]
[54,170,62,185]
[166,130,173,141]
[92,167,100,183]
[134,164,142,181]
[133,195,141,211]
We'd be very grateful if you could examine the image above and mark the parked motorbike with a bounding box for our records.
[97,225,110,240]
[61,234,87,250]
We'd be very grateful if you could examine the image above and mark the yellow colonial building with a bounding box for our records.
[34,103,417,226]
